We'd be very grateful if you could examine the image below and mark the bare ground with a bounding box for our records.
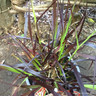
[0,32,29,96]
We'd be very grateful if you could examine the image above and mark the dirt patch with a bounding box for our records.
[0,32,28,96]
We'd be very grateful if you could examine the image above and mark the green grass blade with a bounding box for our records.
[31,0,41,44]
[20,77,28,86]
[59,14,72,59]
[12,77,28,95]
[0,65,32,76]
[54,18,58,47]
[34,58,41,66]
[31,0,37,23]
[76,31,79,47]
[12,53,41,71]
[54,81,58,89]
[59,3,76,60]
[0,65,22,74]
[58,42,65,61]
[79,30,96,48]
[32,61,41,71]
[68,48,79,61]
[12,54,23,63]
[23,85,41,89]
[69,30,96,61]
[84,84,96,90]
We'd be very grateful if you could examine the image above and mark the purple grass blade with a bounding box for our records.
[42,49,52,65]
[15,36,30,39]
[78,12,86,38]
[56,22,61,41]
[71,62,88,96]
[28,76,59,96]
[24,12,28,38]
[83,35,96,43]
[53,0,57,30]
[8,34,31,59]
[28,54,41,64]
[88,61,93,70]
[93,56,96,86]
[37,0,57,22]
[58,84,72,96]
[32,39,36,56]
[74,59,91,62]
[28,6,33,45]
[22,68,42,78]
[23,12,28,44]
[13,63,33,68]
[57,61,66,82]
[58,1,64,34]
[80,73,93,83]
[77,53,95,61]
[84,43,96,49]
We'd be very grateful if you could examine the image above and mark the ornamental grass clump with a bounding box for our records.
[0,0,96,96]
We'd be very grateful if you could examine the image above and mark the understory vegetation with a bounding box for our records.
[0,0,96,96]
